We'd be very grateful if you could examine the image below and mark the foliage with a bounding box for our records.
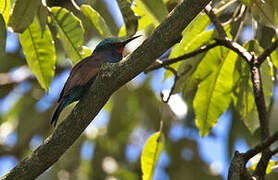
[141,132,164,180]
[1,0,278,179]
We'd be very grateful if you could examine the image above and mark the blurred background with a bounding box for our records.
[1,0,278,179]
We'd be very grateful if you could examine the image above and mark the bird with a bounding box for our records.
[51,35,141,126]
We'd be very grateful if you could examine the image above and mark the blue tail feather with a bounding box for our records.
[51,99,67,127]
[51,77,97,126]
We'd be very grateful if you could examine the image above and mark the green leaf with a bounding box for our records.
[8,0,41,33]
[81,46,92,59]
[0,0,10,25]
[173,54,205,98]
[20,17,56,92]
[241,0,252,6]
[132,3,153,32]
[233,56,258,132]
[141,132,164,180]
[170,14,211,57]
[0,14,6,59]
[135,0,168,26]
[165,13,211,79]
[80,5,112,38]
[250,158,276,174]
[271,49,278,69]
[232,40,272,133]
[50,7,84,63]
[266,160,276,174]
[261,60,273,107]
[37,4,49,34]
[251,0,278,29]
[193,47,238,137]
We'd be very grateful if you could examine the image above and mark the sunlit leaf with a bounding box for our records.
[50,7,84,63]
[20,17,56,92]
[250,158,276,174]
[241,0,252,6]
[0,0,10,25]
[141,132,164,180]
[132,2,153,31]
[0,14,6,58]
[193,47,238,137]
[270,44,278,70]
[135,0,168,26]
[266,160,276,174]
[81,46,92,59]
[165,13,211,79]
[80,5,112,38]
[170,14,211,58]
[9,0,41,33]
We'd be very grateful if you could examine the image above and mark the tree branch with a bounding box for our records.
[228,131,278,180]
[144,42,218,72]
[248,42,278,180]
[257,39,278,65]
[204,4,227,38]
[160,65,178,103]
[145,37,253,74]
[243,131,278,161]
[214,38,252,63]
[2,0,212,179]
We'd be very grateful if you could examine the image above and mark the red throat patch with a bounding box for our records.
[116,47,125,55]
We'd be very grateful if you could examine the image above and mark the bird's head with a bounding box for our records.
[94,35,141,63]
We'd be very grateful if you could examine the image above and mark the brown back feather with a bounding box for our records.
[58,54,104,102]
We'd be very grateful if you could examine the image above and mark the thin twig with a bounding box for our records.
[233,6,247,42]
[161,66,179,103]
[205,4,227,38]
[243,131,278,161]
[146,38,253,74]
[214,0,238,15]
[70,0,80,10]
[257,39,278,65]
[145,42,218,73]
[228,131,278,179]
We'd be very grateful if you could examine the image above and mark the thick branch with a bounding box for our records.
[2,0,212,179]
[250,63,269,140]
[252,71,271,178]
[250,51,272,180]
[251,38,278,179]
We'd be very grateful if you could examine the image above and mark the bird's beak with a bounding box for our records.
[122,35,142,46]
